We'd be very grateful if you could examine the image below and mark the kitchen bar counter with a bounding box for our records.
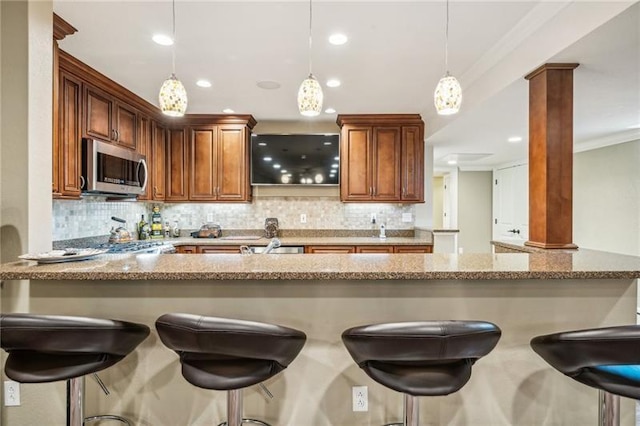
[2,250,640,426]
[1,249,639,281]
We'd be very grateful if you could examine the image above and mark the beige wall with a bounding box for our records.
[574,139,640,255]
[457,171,493,253]
[1,2,54,424]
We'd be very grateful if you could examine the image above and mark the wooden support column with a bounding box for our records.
[524,63,579,249]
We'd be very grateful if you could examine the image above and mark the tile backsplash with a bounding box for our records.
[53,197,416,241]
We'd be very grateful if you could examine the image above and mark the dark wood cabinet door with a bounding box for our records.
[355,246,394,254]
[401,126,424,202]
[393,245,432,253]
[176,245,198,254]
[217,125,249,201]
[372,126,401,201]
[115,102,137,150]
[137,115,152,200]
[151,122,166,200]
[305,246,356,254]
[58,71,83,198]
[340,126,372,201]
[84,85,112,141]
[198,246,241,254]
[166,128,189,201]
[189,126,218,200]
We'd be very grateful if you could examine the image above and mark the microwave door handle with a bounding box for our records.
[138,158,148,192]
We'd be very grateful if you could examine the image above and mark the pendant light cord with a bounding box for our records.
[308,0,313,75]
[444,0,449,74]
[172,0,176,75]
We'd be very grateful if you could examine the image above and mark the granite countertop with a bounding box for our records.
[491,239,572,253]
[173,236,432,246]
[1,250,639,281]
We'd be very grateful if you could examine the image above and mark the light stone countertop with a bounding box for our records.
[1,249,639,281]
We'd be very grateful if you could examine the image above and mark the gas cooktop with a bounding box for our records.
[93,240,175,254]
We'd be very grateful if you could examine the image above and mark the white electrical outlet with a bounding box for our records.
[206,213,214,222]
[300,213,307,223]
[402,213,413,223]
[4,380,20,406]
[352,385,368,412]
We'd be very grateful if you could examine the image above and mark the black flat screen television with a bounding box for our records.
[251,134,340,185]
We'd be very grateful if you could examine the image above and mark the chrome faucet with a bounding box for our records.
[262,238,281,254]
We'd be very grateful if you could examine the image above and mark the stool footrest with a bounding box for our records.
[84,415,131,426]
[217,419,272,426]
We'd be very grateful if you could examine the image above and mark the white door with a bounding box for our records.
[443,174,451,228]
[493,164,528,240]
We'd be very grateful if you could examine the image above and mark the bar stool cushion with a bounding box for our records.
[531,325,640,399]
[155,313,306,390]
[0,314,150,383]
[342,320,501,396]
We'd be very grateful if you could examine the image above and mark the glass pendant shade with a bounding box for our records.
[297,74,323,117]
[434,73,462,115]
[159,73,188,117]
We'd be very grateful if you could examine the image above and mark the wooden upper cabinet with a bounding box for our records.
[401,126,424,202]
[57,70,83,198]
[190,126,218,200]
[371,126,401,200]
[337,114,425,203]
[166,128,189,201]
[84,84,138,150]
[115,103,137,149]
[151,121,167,200]
[340,126,372,201]
[84,85,112,141]
[188,123,251,202]
[217,125,248,201]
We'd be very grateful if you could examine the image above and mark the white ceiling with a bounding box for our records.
[55,1,640,168]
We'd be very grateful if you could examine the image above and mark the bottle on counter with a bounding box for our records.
[138,214,149,240]
[164,221,171,238]
[150,205,163,239]
[171,220,180,238]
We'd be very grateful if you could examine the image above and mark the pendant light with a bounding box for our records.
[159,0,187,117]
[297,0,323,117]
[434,0,462,115]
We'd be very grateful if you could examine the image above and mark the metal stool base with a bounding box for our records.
[84,415,131,425]
[217,420,271,426]
[598,390,620,426]
[383,394,419,426]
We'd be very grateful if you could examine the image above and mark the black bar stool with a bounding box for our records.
[342,320,501,426]
[155,313,306,426]
[0,313,150,426]
[531,325,640,426]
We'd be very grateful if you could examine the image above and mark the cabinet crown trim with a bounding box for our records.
[337,114,424,127]
[53,13,77,41]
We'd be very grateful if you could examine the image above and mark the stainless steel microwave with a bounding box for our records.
[81,138,148,196]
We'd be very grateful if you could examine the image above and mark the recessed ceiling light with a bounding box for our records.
[447,160,457,165]
[196,80,212,88]
[331,164,339,168]
[324,142,332,145]
[256,81,281,90]
[222,108,235,114]
[273,164,281,169]
[258,142,267,146]
[324,108,336,114]
[329,33,348,45]
[326,79,341,88]
[281,169,288,173]
[334,156,339,161]
[152,34,173,46]
[263,157,272,162]
[507,136,523,143]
